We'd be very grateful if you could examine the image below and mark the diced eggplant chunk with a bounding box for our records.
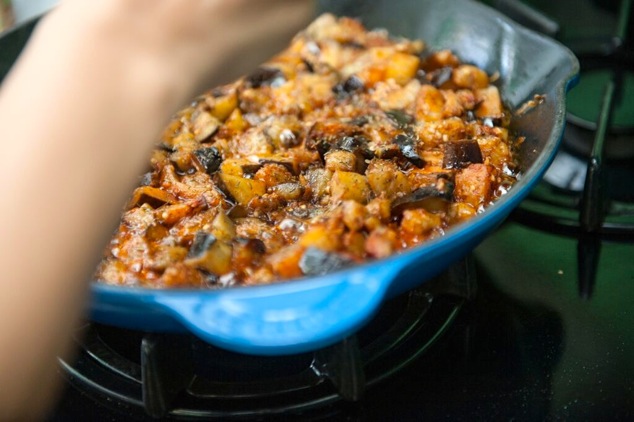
[330,171,371,204]
[385,52,420,85]
[366,159,411,199]
[219,173,266,206]
[332,75,364,97]
[341,200,367,231]
[211,211,236,241]
[454,163,492,209]
[401,208,442,235]
[185,232,233,275]
[325,149,364,173]
[205,89,238,121]
[271,182,305,201]
[170,149,196,174]
[475,86,504,119]
[234,237,266,254]
[246,67,286,88]
[156,203,193,226]
[254,163,295,188]
[391,177,454,214]
[365,227,398,258]
[335,135,374,159]
[193,147,223,175]
[258,158,297,175]
[365,197,392,226]
[393,133,425,168]
[192,111,221,142]
[374,144,401,159]
[299,224,342,251]
[428,66,453,88]
[416,84,445,122]
[418,67,453,87]
[443,139,483,169]
[127,186,177,209]
[307,139,331,162]
[385,109,414,129]
[421,50,460,71]
[452,64,489,90]
[219,158,248,176]
[162,263,206,287]
[305,168,332,199]
[164,132,196,151]
[349,115,369,127]
[146,245,188,271]
[268,244,305,278]
[232,238,266,270]
[305,121,362,160]
[299,247,354,276]
[188,232,216,258]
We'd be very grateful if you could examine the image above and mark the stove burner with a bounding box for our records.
[501,0,634,299]
[565,69,634,158]
[59,259,474,420]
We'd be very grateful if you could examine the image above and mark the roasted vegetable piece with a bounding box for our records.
[428,66,453,87]
[393,133,425,168]
[232,238,266,271]
[443,139,483,169]
[365,227,398,258]
[385,109,414,129]
[401,208,443,235]
[268,244,305,278]
[366,159,411,199]
[454,163,492,209]
[206,88,238,121]
[392,177,454,214]
[127,186,177,209]
[193,147,223,175]
[211,211,236,241]
[341,200,367,231]
[475,86,504,118]
[385,52,420,85]
[185,232,233,275]
[246,66,286,88]
[330,171,371,204]
[254,163,295,188]
[336,136,370,154]
[192,111,221,142]
[332,75,364,97]
[452,64,489,90]
[325,149,364,173]
[299,247,355,276]
[219,173,266,206]
[305,168,332,200]
[271,182,305,201]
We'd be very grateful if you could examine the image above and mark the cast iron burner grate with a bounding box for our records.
[497,0,634,299]
[59,258,475,420]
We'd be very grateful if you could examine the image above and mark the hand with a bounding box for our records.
[45,0,316,100]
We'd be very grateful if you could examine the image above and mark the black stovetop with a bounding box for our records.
[47,224,634,420]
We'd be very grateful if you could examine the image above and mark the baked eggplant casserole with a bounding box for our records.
[97,14,521,289]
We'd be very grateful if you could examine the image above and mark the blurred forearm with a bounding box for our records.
[0,0,314,418]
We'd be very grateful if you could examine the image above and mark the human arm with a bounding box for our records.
[0,0,314,418]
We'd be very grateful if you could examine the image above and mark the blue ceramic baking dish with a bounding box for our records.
[90,0,579,355]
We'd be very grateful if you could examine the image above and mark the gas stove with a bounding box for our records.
[1,0,632,420]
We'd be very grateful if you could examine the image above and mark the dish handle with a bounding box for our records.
[152,265,396,355]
